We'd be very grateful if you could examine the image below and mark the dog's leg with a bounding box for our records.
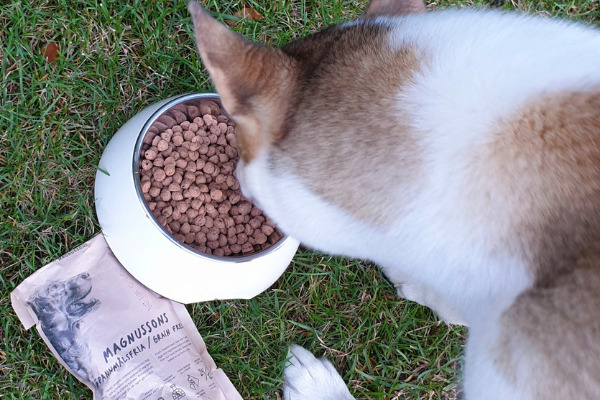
[283,345,355,400]
[395,281,467,326]
[463,264,600,400]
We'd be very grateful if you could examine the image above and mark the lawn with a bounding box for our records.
[1,0,598,399]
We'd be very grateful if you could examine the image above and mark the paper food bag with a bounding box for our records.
[11,234,243,400]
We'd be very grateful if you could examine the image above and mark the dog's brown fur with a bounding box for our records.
[470,91,600,278]
[487,91,600,395]
[273,26,424,225]
[364,0,426,17]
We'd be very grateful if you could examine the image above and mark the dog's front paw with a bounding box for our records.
[283,344,355,400]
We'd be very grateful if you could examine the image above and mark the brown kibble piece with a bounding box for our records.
[157,139,169,151]
[164,164,176,177]
[186,208,199,219]
[158,114,177,128]
[153,169,166,181]
[188,186,201,198]
[261,224,274,236]
[171,109,187,124]
[180,222,191,234]
[161,206,173,217]
[173,135,184,146]
[161,129,173,141]
[185,232,196,244]
[238,202,252,215]
[203,114,216,126]
[237,233,248,245]
[207,229,220,242]
[149,187,161,198]
[249,218,261,229]
[176,159,188,169]
[213,248,224,257]
[145,149,157,160]
[181,179,193,190]
[176,202,188,213]
[200,105,211,115]
[203,162,215,174]
[169,220,180,231]
[241,242,254,254]
[160,188,171,202]
[195,231,207,244]
[210,189,223,201]
[172,192,184,201]
[184,130,195,141]
[187,106,200,119]
[253,231,268,245]
[229,193,241,205]
[141,159,153,170]
[172,209,181,220]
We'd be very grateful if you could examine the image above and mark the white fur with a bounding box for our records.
[463,316,531,400]
[283,345,354,400]
[238,9,600,400]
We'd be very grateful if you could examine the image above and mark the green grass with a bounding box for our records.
[1,0,598,399]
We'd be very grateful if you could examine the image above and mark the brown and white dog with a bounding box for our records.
[188,0,600,398]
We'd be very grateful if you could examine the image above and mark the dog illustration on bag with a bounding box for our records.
[27,272,100,382]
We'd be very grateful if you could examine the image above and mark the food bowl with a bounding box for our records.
[94,93,299,303]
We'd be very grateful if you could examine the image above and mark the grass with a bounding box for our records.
[1,0,598,399]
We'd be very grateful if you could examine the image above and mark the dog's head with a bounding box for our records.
[187,0,427,240]
[28,273,100,332]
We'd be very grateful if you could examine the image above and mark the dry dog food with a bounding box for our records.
[138,99,282,256]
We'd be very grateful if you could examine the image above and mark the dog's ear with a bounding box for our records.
[364,0,426,17]
[27,296,53,319]
[188,1,298,162]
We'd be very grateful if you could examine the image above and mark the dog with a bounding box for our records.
[188,0,600,398]
[28,272,100,382]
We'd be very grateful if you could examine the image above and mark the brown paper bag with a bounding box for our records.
[11,234,243,400]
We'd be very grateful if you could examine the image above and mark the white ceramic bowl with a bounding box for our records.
[94,93,299,303]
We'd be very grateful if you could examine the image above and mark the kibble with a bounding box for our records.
[138,99,282,256]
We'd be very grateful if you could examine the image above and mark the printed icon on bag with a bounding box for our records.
[187,374,199,390]
[198,367,213,380]
[170,384,186,399]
